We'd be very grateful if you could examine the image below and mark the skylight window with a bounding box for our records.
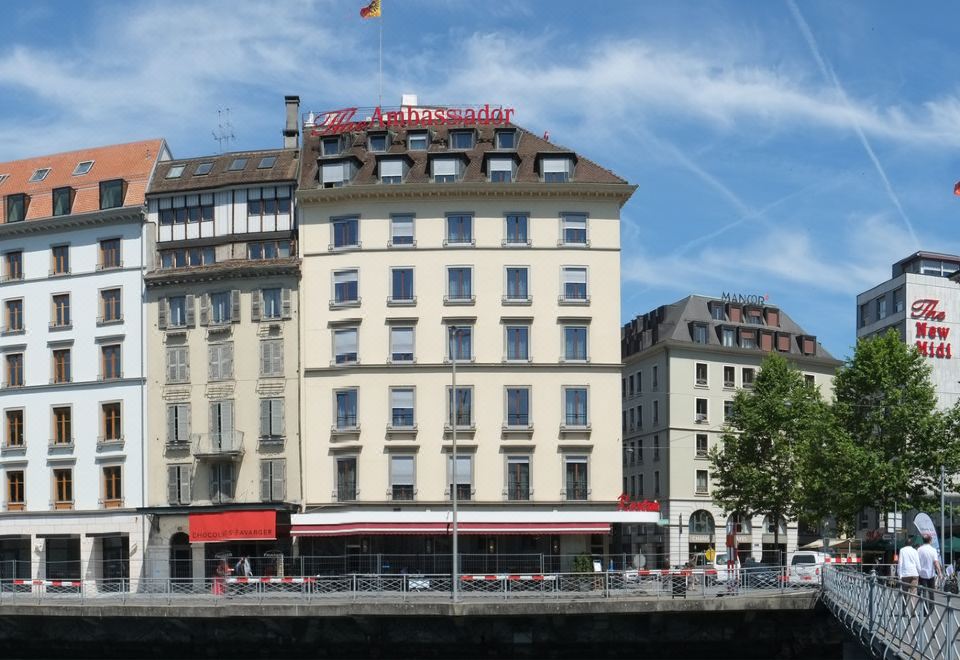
[166,165,186,179]
[29,168,51,183]
[257,156,277,169]
[72,161,94,176]
[194,162,213,176]
[0,175,8,187]
[228,158,248,171]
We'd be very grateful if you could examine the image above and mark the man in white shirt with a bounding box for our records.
[918,534,943,595]
[898,538,921,606]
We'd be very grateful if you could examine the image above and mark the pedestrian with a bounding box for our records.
[917,534,943,602]
[236,555,252,578]
[897,537,921,616]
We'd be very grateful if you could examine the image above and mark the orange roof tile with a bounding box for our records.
[0,139,167,224]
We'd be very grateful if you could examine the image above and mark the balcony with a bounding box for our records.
[192,431,244,460]
[559,415,591,436]
[390,485,416,502]
[332,487,358,502]
[258,434,285,450]
[164,438,191,453]
[443,294,475,306]
[502,294,532,306]
[504,487,533,501]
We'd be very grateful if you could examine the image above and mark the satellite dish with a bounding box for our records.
[634,553,646,569]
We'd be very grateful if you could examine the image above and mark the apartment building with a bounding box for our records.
[291,99,654,568]
[0,140,168,586]
[141,98,302,579]
[620,295,840,567]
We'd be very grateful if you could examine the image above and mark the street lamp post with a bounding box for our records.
[450,326,461,602]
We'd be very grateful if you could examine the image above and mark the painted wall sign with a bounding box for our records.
[720,292,770,305]
[616,493,660,512]
[312,105,516,137]
[912,299,952,359]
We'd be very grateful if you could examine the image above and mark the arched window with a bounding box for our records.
[688,510,715,535]
[762,515,787,535]
[728,512,752,534]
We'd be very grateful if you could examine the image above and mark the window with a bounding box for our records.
[390,214,414,246]
[696,434,708,457]
[877,296,888,320]
[52,293,70,327]
[164,295,190,328]
[710,303,725,321]
[333,270,359,304]
[54,468,73,508]
[893,287,904,314]
[209,463,235,504]
[368,133,387,152]
[52,349,71,384]
[333,328,358,365]
[805,374,816,387]
[745,308,763,325]
[322,137,341,156]
[260,398,285,439]
[103,466,122,505]
[209,291,235,324]
[653,365,659,389]
[390,326,414,362]
[5,409,23,447]
[695,362,707,386]
[332,457,357,502]
[247,240,292,260]
[505,267,529,301]
[208,343,233,381]
[332,217,359,249]
[101,344,122,380]
[335,389,358,430]
[695,470,709,495]
[52,187,72,216]
[637,405,643,429]
[379,158,404,184]
[247,188,292,226]
[740,331,757,349]
[166,346,189,383]
[723,366,735,388]
[450,131,474,149]
[52,406,71,445]
[563,387,588,426]
[390,388,415,427]
[447,455,473,501]
[628,409,635,431]
[432,157,461,183]
[742,368,756,388]
[407,132,428,150]
[653,401,659,425]
[446,267,473,301]
[258,156,277,169]
[258,288,284,320]
[653,435,660,460]
[4,299,22,332]
[564,456,588,500]
[260,459,285,501]
[29,168,50,183]
[51,245,69,275]
[4,251,22,281]
[166,165,185,179]
[194,162,213,176]
[99,179,124,209]
[505,326,529,361]
[448,386,473,427]
[506,455,530,501]
[167,464,191,504]
[563,326,588,361]
[506,387,530,426]
[654,471,661,496]
[5,194,27,223]
[622,378,626,398]
[321,161,350,187]
[722,328,735,347]
[561,267,588,301]
[260,339,284,375]
[724,400,734,421]
[448,326,473,361]
[391,267,414,302]
[100,288,121,323]
[446,214,473,244]
[505,214,528,245]
[489,157,514,182]
[5,354,23,387]
[6,471,24,509]
[72,161,94,176]
[542,157,573,182]
[692,324,708,344]
[166,404,191,445]
[159,247,215,269]
[561,214,587,245]
[227,158,247,171]
[390,455,415,501]
[628,375,635,396]
[496,130,516,150]
[209,400,235,450]
[695,398,708,422]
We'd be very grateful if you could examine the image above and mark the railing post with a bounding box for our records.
[868,570,876,637]
[947,593,956,660]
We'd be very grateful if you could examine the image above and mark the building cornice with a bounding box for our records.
[145,259,301,288]
[0,377,145,396]
[305,361,623,376]
[0,206,143,238]
[623,339,842,370]
[296,182,637,208]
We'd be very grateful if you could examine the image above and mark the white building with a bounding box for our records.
[620,295,840,568]
[0,140,168,586]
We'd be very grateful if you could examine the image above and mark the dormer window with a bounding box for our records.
[320,160,352,188]
[29,168,51,183]
[52,187,73,216]
[228,158,248,171]
[379,158,405,184]
[5,194,27,223]
[99,179,125,209]
[709,302,725,321]
[449,131,474,150]
[322,137,342,157]
[194,162,213,176]
[166,165,185,179]
[432,157,462,183]
[542,157,573,182]
[495,130,516,150]
[745,307,764,325]
[488,157,515,183]
[368,133,388,152]
[407,132,428,151]
[72,161,94,176]
[257,156,277,169]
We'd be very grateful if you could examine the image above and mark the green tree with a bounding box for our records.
[709,353,827,563]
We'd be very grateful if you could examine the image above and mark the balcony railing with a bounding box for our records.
[192,431,244,459]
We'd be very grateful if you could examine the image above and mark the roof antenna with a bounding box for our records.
[212,107,236,154]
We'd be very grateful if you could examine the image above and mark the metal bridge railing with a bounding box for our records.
[822,566,960,660]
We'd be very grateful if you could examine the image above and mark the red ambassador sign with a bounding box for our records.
[311,104,516,136]
[912,299,952,359]
[616,493,660,512]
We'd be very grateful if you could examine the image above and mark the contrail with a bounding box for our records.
[786,0,919,248]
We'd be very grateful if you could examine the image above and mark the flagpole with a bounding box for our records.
[378,11,383,107]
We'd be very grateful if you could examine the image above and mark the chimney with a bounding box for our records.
[283,95,300,149]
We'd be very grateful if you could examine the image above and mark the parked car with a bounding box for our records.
[690,551,739,584]
[741,557,782,588]
[787,551,828,585]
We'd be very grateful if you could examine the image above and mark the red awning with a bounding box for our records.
[189,510,277,543]
[291,521,610,537]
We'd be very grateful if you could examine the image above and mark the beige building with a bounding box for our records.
[620,295,840,568]
[141,99,303,579]
[291,101,648,571]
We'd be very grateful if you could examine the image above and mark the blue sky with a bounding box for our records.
[2,0,960,359]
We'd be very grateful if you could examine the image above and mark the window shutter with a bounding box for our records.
[158,298,168,330]
[222,400,235,433]
[273,399,284,436]
[185,294,195,327]
[222,464,234,501]
[223,344,233,379]
[260,399,270,437]
[167,350,177,383]
[208,345,219,381]
[260,342,270,376]
[261,461,272,501]
[183,404,191,440]
[251,290,261,322]
[273,460,285,501]
[181,347,190,382]
[230,289,241,323]
[179,466,191,504]
[273,341,283,374]
[167,466,179,504]
[166,406,176,443]
[281,288,291,318]
[199,294,209,326]
[209,465,219,503]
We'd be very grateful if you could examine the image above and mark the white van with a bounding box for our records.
[691,551,740,583]
[787,551,828,584]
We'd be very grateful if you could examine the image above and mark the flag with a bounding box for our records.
[954,180,960,196]
[360,0,381,18]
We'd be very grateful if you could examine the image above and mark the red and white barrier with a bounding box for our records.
[460,574,556,581]
[226,577,315,584]
[825,557,861,564]
[12,579,81,587]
